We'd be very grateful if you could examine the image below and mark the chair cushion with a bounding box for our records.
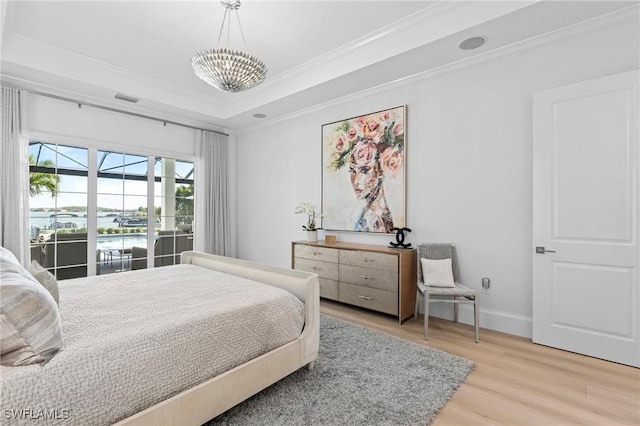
[422,283,477,296]
[0,246,63,366]
[421,257,456,287]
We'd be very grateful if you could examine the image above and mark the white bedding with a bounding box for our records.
[0,264,305,425]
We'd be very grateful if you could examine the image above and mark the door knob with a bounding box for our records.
[535,246,556,254]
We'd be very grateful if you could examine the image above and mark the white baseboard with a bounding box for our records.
[422,303,532,339]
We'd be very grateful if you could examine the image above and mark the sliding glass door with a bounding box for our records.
[28,142,89,279]
[28,141,194,279]
[152,158,194,268]
[96,151,149,274]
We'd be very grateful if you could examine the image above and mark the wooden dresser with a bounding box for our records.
[291,241,417,323]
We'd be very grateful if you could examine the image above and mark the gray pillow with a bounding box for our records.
[0,247,63,366]
[28,260,60,305]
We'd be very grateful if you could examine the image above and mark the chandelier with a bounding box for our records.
[192,0,267,93]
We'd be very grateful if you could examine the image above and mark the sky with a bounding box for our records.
[29,142,193,211]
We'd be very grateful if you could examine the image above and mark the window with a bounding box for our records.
[97,150,150,273]
[29,142,89,279]
[28,141,194,279]
[136,157,194,269]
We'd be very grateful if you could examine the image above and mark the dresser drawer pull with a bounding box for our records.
[312,251,320,256]
[312,266,320,271]
[359,274,372,280]
[358,295,372,300]
[363,257,374,263]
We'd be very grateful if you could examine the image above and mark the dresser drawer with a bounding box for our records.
[319,278,339,300]
[292,241,416,323]
[294,244,339,263]
[339,264,398,292]
[339,250,398,272]
[339,283,398,316]
[294,258,339,281]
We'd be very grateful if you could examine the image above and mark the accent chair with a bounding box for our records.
[414,243,479,343]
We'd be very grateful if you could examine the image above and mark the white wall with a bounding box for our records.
[234,19,639,337]
[27,95,198,159]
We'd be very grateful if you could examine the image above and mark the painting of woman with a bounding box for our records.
[322,106,406,233]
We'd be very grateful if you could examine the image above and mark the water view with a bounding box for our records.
[30,210,156,249]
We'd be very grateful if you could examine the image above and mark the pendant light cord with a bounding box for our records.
[216,8,229,47]
[216,4,249,49]
[234,10,249,48]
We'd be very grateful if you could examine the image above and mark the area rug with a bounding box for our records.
[207,315,474,426]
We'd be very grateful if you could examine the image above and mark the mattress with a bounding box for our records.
[0,264,305,425]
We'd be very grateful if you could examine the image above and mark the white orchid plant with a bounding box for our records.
[294,201,321,231]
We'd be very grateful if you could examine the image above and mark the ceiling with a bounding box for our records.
[1,1,637,132]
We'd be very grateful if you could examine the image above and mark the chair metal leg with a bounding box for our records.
[414,289,420,320]
[474,294,480,343]
[453,296,459,322]
[423,292,430,340]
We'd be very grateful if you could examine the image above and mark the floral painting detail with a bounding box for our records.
[322,105,406,233]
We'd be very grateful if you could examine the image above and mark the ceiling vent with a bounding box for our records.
[114,93,139,103]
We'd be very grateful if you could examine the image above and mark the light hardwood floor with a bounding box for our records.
[320,300,640,426]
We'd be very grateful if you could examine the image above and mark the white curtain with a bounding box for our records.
[0,86,30,265]
[194,130,231,255]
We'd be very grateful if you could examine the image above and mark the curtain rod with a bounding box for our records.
[27,89,230,137]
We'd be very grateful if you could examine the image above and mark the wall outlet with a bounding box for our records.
[481,277,491,294]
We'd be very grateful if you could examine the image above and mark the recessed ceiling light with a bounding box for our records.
[114,93,139,103]
[253,113,267,119]
[459,36,486,51]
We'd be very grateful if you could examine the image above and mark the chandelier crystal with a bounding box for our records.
[192,0,267,93]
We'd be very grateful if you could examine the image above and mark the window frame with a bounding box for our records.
[28,138,195,278]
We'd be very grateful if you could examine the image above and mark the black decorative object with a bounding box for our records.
[389,227,412,249]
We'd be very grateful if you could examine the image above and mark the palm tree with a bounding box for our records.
[29,154,59,197]
[175,184,194,224]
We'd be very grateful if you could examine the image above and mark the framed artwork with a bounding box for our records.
[322,105,406,233]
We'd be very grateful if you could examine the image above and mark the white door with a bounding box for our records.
[532,70,639,368]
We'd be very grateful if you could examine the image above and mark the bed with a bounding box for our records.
[0,250,320,425]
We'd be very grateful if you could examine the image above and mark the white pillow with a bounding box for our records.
[0,246,63,366]
[421,257,456,287]
[28,261,59,305]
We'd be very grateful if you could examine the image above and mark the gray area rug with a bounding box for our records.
[207,315,474,426]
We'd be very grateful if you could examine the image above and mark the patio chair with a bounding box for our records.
[131,230,193,270]
[40,233,100,279]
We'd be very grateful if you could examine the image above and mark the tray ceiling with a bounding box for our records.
[1,1,637,131]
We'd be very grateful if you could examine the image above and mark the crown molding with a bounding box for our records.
[1,72,233,136]
[1,33,233,117]
[222,0,538,117]
[2,33,221,105]
[238,4,639,135]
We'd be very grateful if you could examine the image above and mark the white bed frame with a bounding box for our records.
[114,251,320,426]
